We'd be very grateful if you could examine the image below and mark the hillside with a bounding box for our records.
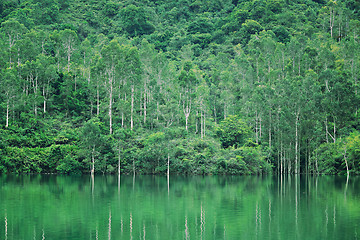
[0,0,360,175]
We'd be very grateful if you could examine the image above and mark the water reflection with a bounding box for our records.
[0,175,359,239]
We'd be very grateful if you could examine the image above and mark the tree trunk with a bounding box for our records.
[91,145,95,175]
[203,111,206,137]
[97,85,100,116]
[269,109,272,149]
[201,109,204,139]
[144,80,147,124]
[109,76,113,134]
[6,99,9,128]
[167,153,170,176]
[183,95,191,131]
[295,110,299,174]
[131,85,134,130]
[121,112,124,128]
[330,7,335,38]
[118,148,121,176]
[343,146,350,177]
[67,42,71,72]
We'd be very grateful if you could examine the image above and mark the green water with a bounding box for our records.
[0,175,359,240]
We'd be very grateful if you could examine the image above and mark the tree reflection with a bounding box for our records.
[0,175,359,239]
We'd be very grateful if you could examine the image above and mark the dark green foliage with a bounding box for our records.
[0,0,359,175]
[120,5,155,37]
[217,115,251,149]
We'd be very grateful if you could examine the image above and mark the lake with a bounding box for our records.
[0,175,359,239]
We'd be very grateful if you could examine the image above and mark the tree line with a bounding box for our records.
[0,0,360,175]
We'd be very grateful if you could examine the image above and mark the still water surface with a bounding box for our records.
[0,175,359,239]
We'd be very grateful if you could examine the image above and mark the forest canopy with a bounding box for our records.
[0,0,360,175]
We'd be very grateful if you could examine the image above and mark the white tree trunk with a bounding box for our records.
[6,99,9,128]
[97,85,100,116]
[295,110,300,174]
[91,146,95,175]
[131,85,134,130]
[118,148,121,176]
[167,153,170,176]
[343,147,350,177]
[109,76,113,134]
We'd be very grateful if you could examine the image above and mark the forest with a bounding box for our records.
[0,0,360,175]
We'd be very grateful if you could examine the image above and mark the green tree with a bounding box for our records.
[217,115,251,149]
[1,18,27,68]
[120,5,155,37]
[80,118,104,174]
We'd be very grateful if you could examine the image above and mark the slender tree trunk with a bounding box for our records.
[118,148,121,176]
[6,99,9,128]
[183,95,191,131]
[343,146,350,177]
[330,7,335,38]
[269,109,272,149]
[91,145,95,175]
[259,115,262,140]
[214,97,217,124]
[97,85,100,116]
[333,117,336,143]
[8,34,13,69]
[157,101,159,121]
[295,110,299,174]
[196,111,198,134]
[34,75,38,116]
[121,112,124,128]
[131,85,134,130]
[67,42,71,72]
[43,86,46,113]
[144,90,146,124]
[167,153,170,176]
[109,76,113,134]
[201,109,203,139]
[325,117,336,143]
[203,111,206,137]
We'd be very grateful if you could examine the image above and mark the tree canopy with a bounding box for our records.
[0,0,360,175]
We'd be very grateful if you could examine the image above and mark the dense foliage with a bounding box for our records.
[0,0,360,175]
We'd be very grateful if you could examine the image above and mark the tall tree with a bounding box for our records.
[100,39,122,134]
[0,19,27,68]
[60,29,77,73]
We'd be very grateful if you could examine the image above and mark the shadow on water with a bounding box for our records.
[0,174,359,239]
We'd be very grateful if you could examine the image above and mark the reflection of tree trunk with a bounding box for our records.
[91,174,94,198]
[143,223,146,240]
[5,211,8,240]
[185,216,189,240]
[130,212,133,240]
[344,174,349,201]
[295,175,299,233]
[108,210,112,240]
[200,203,205,240]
